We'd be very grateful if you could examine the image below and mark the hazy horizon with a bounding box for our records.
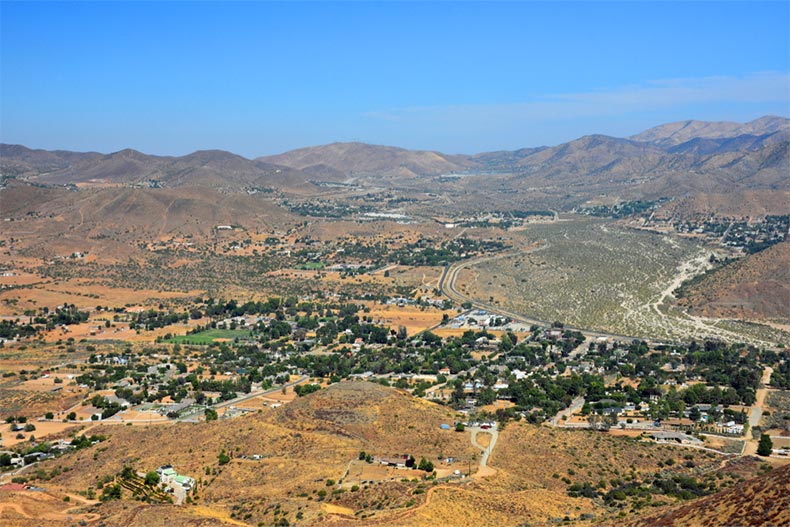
[3,113,789,160]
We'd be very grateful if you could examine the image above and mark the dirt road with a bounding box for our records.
[469,426,498,478]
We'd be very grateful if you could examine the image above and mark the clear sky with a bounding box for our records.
[1,1,788,156]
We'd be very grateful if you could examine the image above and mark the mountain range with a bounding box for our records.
[2,116,787,200]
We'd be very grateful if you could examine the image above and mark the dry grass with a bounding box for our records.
[0,488,100,527]
[624,463,790,527]
[366,304,450,336]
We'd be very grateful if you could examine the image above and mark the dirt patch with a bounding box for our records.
[322,503,355,516]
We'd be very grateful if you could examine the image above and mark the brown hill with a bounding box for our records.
[678,240,790,322]
[626,141,789,199]
[0,180,296,260]
[624,463,790,527]
[258,142,473,179]
[655,190,790,220]
[9,382,475,526]
[3,115,788,210]
[0,382,774,527]
[631,115,789,146]
[666,130,789,156]
[4,147,315,193]
[0,144,100,177]
[512,134,666,183]
[276,381,474,455]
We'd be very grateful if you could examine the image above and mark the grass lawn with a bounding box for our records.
[166,328,254,344]
[296,262,326,270]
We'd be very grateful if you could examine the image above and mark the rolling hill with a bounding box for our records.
[624,463,790,527]
[257,141,473,180]
[1,146,315,193]
[3,381,781,527]
[10,382,477,527]
[0,179,297,261]
[631,115,790,147]
[678,240,790,323]
[3,116,787,205]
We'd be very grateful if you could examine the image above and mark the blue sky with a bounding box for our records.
[1,1,788,156]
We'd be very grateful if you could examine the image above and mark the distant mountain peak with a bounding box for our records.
[631,115,789,146]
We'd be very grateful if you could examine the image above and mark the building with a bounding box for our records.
[377,456,407,468]
[156,465,195,491]
[649,431,703,445]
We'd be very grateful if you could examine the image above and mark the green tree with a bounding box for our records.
[757,434,773,456]
[144,471,160,486]
[218,450,230,465]
[204,408,218,421]
[688,406,701,422]
[417,457,434,472]
[100,483,122,501]
[455,422,465,432]
[294,384,321,397]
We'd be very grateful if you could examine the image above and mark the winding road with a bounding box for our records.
[468,426,498,478]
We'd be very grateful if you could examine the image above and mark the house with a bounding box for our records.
[547,329,563,339]
[172,474,195,490]
[377,456,407,468]
[649,431,703,445]
[157,465,195,491]
[722,422,744,434]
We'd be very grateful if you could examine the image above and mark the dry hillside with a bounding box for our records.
[631,115,789,146]
[258,142,472,179]
[624,463,790,527]
[655,190,790,220]
[678,240,790,322]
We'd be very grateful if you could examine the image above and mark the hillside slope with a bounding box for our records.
[655,190,790,220]
[678,240,790,322]
[258,141,473,179]
[631,115,789,146]
[624,463,790,527]
[0,180,296,261]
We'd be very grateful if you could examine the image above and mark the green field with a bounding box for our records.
[296,262,326,270]
[166,328,254,344]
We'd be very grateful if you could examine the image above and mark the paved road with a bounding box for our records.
[551,396,585,426]
[177,375,310,422]
[82,376,311,427]
[438,246,646,342]
[214,375,309,411]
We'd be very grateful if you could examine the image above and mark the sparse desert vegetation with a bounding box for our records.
[462,219,789,346]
